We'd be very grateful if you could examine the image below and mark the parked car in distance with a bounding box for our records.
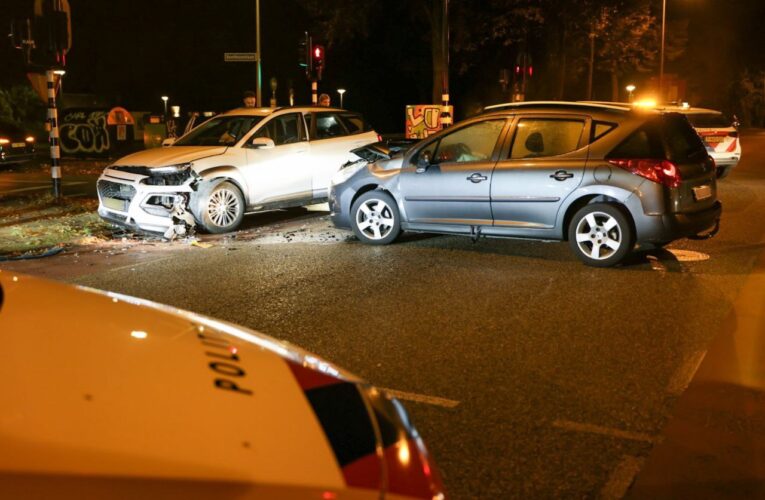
[330,101,721,267]
[661,106,741,179]
[97,106,380,235]
[0,121,36,165]
[0,272,445,500]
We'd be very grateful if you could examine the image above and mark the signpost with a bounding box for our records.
[224,52,258,62]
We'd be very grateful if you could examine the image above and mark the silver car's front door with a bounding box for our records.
[491,116,589,229]
[400,119,508,228]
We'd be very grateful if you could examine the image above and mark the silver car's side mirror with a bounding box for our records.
[415,151,433,173]
[249,137,275,149]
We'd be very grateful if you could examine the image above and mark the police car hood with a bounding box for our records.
[110,146,227,169]
[0,272,363,492]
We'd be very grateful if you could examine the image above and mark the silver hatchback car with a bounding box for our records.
[329,102,722,267]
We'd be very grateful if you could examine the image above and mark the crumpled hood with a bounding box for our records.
[371,157,404,172]
[110,146,227,168]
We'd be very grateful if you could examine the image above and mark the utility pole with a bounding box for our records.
[439,0,452,128]
[587,31,595,100]
[256,0,262,106]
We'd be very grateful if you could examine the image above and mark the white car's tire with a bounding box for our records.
[195,181,245,233]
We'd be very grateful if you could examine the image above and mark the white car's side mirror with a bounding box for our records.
[249,137,275,149]
[161,137,176,147]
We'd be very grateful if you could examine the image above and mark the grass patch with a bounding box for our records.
[0,194,112,256]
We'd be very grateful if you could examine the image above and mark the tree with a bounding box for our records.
[593,2,658,101]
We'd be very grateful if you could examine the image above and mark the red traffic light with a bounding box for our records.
[313,44,325,66]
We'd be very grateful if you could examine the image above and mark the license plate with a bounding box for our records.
[11,142,25,148]
[103,197,128,211]
[693,185,712,201]
[703,136,724,144]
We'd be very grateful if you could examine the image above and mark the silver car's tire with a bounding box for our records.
[350,191,401,245]
[199,181,245,233]
[568,203,634,267]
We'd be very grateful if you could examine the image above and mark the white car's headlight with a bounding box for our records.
[331,160,367,186]
[152,162,192,174]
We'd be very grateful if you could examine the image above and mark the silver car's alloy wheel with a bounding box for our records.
[355,199,395,240]
[574,211,623,260]
[207,187,241,228]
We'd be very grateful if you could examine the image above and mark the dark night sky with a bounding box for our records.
[2,0,765,132]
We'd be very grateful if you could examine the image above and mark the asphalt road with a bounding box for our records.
[6,132,765,498]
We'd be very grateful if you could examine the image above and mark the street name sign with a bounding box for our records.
[224,52,258,62]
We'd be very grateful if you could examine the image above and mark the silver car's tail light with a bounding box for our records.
[608,158,681,188]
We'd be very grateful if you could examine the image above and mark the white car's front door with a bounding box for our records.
[243,113,312,206]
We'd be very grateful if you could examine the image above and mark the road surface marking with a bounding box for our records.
[0,181,88,195]
[600,455,645,500]
[382,388,460,408]
[666,350,707,396]
[668,249,710,262]
[552,419,658,444]
[105,256,176,274]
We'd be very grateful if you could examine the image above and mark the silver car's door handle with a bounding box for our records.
[550,170,574,181]
[467,173,488,183]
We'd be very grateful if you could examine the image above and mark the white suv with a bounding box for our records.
[97,106,379,234]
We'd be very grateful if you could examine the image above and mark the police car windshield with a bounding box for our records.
[174,116,263,147]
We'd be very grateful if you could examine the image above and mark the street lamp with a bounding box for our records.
[625,84,636,102]
[161,95,169,118]
[337,88,346,108]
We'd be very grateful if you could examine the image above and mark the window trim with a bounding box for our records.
[504,114,589,160]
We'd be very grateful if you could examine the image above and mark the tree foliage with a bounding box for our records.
[0,85,46,134]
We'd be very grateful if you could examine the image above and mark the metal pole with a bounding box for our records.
[256,0,262,106]
[46,70,62,201]
[659,0,666,101]
[440,0,452,128]
[311,80,317,105]
[587,32,595,100]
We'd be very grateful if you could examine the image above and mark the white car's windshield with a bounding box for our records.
[174,116,264,147]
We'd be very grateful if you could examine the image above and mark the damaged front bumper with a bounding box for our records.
[96,166,199,237]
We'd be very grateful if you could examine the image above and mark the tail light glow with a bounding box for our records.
[377,134,383,142]
[608,158,681,188]
[0,138,9,145]
[25,136,35,143]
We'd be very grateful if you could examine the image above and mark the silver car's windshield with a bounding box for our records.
[174,116,264,147]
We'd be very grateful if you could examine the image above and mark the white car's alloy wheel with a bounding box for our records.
[207,187,241,228]
[355,199,395,240]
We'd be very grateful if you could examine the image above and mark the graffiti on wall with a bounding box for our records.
[405,105,453,139]
[60,110,111,155]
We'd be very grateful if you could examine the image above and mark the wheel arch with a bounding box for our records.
[559,187,636,241]
[197,166,248,200]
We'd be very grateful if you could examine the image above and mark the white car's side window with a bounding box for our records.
[253,113,306,146]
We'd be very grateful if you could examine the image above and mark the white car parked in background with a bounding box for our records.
[659,106,741,179]
[97,106,380,235]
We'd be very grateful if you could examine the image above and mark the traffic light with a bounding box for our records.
[312,44,325,80]
[298,31,311,78]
